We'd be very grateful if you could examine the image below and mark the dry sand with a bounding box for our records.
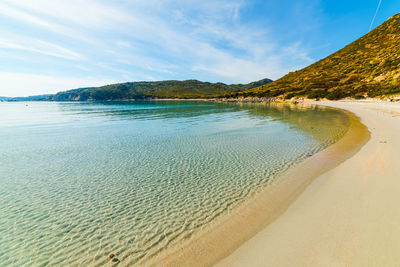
[216,101,400,267]
[148,102,367,266]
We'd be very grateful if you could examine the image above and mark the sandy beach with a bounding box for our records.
[217,100,400,267]
[147,102,370,266]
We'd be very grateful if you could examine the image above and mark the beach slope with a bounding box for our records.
[217,101,400,267]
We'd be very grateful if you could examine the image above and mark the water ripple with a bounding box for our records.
[0,101,349,266]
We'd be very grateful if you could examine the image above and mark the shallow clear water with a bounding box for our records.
[0,101,349,266]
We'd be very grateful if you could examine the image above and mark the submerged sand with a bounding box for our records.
[217,101,400,267]
[147,103,370,266]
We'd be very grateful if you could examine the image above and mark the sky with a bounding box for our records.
[0,0,398,97]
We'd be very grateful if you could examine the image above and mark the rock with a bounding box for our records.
[109,253,116,259]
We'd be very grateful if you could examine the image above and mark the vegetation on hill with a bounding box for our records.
[231,13,400,100]
[0,94,52,101]
[47,79,272,101]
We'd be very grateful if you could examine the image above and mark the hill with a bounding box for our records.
[47,79,272,101]
[235,13,400,100]
[0,94,52,101]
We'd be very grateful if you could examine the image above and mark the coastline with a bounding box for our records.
[144,103,370,266]
[217,100,400,266]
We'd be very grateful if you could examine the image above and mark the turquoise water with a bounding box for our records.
[0,101,349,266]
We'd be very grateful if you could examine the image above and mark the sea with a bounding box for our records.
[0,101,349,266]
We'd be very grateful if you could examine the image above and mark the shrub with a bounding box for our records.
[326,90,349,100]
[284,93,296,99]
[306,89,328,99]
[353,94,366,99]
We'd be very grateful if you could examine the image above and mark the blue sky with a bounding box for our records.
[0,0,398,96]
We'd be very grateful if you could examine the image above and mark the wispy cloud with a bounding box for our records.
[0,2,93,43]
[0,0,319,96]
[0,39,84,60]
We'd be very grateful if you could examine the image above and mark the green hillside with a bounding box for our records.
[48,79,272,101]
[235,13,400,100]
[0,94,52,101]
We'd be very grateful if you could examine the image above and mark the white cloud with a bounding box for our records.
[0,0,317,95]
[116,40,131,48]
[0,2,92,43]
[0,72,118,97]
[3,0,133,29]
[0,39,84,60]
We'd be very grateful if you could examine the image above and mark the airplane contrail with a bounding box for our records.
[369,0,382,31]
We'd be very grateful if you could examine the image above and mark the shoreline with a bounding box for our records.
[144,103,370,266]
[217,101,400,266]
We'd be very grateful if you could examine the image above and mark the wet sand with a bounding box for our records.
[146,103,369,266]
[217,101,400,267]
